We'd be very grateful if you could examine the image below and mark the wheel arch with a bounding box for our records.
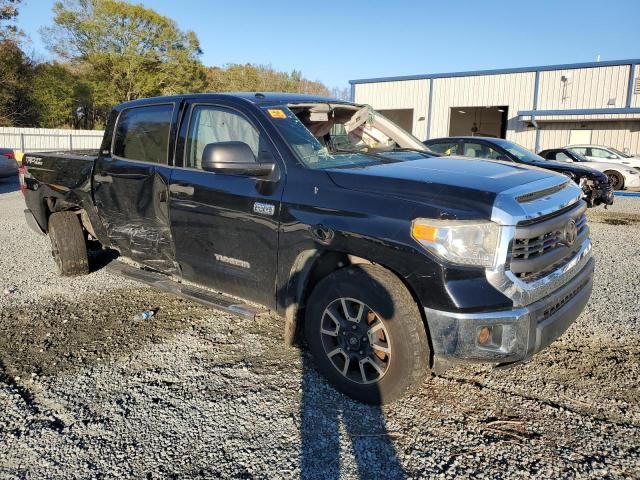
[282,249,434,363]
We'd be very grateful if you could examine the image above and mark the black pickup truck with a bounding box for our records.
[21,93,595,404]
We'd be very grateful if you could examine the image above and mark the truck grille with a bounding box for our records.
[511,201,588,281]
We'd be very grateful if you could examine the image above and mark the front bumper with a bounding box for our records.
[425,256,594,369]
[624,173,640,189]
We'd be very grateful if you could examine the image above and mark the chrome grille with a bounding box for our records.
[511,201,588,281]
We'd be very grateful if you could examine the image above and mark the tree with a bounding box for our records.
[330,86,351,101]
[0,0,22,41]
[42,0,206,123]
[30,63,93,128]
[0,40,37,126]
[205,63,330,96]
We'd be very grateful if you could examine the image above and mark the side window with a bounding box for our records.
[462,142,503,160]
[556,152,571,162]
[427,142,458,155]
[571,147,587,156]
[185,105,259,169]
[543,151,557,160]
[590,148,614,159]
[112,104,173,164]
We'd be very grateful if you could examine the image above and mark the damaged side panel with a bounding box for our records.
[92,159,178,274]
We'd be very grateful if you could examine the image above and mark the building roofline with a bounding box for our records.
[349,58,640,85]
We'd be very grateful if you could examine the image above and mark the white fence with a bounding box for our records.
[0,127,105,153]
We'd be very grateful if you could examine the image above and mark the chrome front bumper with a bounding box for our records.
[425,244,594,370]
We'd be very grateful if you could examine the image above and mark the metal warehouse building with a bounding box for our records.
[350,58,640,154]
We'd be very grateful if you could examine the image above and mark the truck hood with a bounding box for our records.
[326,156,563,219]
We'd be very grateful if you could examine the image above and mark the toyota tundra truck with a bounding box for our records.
[20,93,594,404]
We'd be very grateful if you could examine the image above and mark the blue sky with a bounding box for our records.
[17,0,640,89]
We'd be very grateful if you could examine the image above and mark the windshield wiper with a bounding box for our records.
[332,148,400,164]
[389,147,440,157]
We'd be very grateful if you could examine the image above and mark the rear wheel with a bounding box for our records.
[48,211,89,276]
[304,265,430,404]
[604,170,624,191]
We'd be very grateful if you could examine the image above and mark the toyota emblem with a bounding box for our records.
[564,218,577,247]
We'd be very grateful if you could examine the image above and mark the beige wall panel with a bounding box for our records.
[537,121,640,154]
[537,65,630,110]
[353,80,430,139]
[429,72,537,148]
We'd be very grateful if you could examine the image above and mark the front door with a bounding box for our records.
[93,103,178,272]
[168,102,284,308]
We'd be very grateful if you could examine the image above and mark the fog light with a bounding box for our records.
[478,326,491,345]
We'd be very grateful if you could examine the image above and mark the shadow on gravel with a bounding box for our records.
[0,176,19,194]
[300,355,407,479]
[295,265,407,479]
[0,289,210,379]
[88,245,120,273]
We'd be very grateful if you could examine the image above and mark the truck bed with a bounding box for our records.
[21,150,99,233]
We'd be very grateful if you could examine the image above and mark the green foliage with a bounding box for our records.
[42,0,206,116]
[30,63,92,128]
[0,0,335,128]
[0,40,36,126]
[206,64,330,96]
[0,0,22,40]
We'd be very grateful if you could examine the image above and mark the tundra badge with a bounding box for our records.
[253,202,275,216]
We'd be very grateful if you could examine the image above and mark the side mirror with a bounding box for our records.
[607,155,617,160]
[201,141,275,176]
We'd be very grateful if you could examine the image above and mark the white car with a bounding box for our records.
[539,148,640,191]
[566,145,640,170]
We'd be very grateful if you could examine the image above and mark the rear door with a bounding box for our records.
[168,101,284,308]
[93,103,179,272]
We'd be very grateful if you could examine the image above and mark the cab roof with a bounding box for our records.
[117,92,350,110]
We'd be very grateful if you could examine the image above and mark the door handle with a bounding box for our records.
[94,174,113,184]
[169,184,195,197]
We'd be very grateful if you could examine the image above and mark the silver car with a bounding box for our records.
[0,154,18,178]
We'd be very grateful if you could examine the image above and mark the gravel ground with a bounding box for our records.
[0,176,639,479]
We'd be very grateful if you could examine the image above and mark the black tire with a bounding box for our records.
[48,211,89,276]
[604,170,625,191]
[304,264,430,404]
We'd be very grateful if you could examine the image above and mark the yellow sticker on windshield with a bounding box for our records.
[267,109,287,119]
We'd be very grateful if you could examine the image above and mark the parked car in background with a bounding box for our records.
[567,145,640,170]
[538,148,640,191]
[424,137,613,207]
[0,148,16,160]
[0,154,18,179]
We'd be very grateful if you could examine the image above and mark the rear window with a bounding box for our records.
[112,104,173,164]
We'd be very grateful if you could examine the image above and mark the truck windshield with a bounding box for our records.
[264,104,432,170]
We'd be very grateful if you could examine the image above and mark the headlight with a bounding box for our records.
[411,219,501,268]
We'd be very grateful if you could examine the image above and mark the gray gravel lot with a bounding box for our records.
[0,176,639,479]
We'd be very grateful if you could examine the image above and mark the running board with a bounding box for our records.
[106,261,267,320]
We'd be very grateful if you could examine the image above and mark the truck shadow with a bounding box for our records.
[300,353,407,479]
[291,264,408,479]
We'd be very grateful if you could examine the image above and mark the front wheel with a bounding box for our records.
[604,170,625,191]
[304,265,430,404]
